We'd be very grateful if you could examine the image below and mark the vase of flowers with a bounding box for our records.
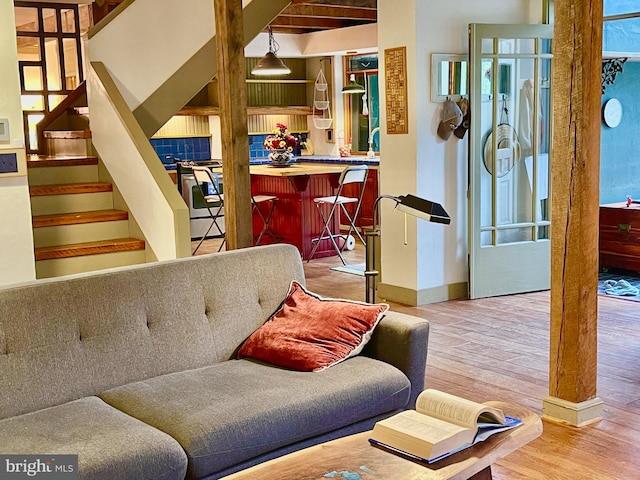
[264,123,297,167]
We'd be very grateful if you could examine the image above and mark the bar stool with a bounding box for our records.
[191,166,225,254]
[252,194,278,245]
[308,165,368,264]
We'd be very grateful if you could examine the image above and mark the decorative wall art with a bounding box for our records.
[384,46,408,135]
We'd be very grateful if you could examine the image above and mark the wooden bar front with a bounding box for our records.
[249,164,346,260]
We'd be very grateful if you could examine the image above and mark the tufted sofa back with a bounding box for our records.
[0,244,304,420]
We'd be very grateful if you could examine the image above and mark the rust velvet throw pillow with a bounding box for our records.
[238,281,389,372]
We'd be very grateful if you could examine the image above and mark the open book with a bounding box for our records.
[369,389,522,463]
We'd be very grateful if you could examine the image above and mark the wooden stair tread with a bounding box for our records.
[27,155,98,168]
[35,238,145,261]
[43,129,92,139]
[33,210,129,228]
[30,182,113,196]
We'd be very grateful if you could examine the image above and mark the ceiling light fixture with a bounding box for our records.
[251,27,291,76]
[341,74,365,94]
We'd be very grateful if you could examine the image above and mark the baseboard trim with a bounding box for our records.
[377,281,468,306]
[542,396,604,427]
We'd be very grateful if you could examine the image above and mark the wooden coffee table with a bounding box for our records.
[221,402,541,480]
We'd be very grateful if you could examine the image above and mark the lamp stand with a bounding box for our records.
[363,194,450,304]
[364,227,381,304]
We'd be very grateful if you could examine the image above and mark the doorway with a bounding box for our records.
[468,24,554,299]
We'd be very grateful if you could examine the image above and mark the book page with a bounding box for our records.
[371,409,475,460]
[415,389,504,429]
[378,409,469,442]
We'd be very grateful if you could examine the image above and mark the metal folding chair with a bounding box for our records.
[191,166,225,254]
[308,165,368,264]
[252,194,278,245]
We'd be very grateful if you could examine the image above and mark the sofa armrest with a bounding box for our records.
[362,311,429,409]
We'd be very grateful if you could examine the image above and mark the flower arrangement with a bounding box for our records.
[264,123,298,152]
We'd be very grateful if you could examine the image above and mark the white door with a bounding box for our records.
[468,24,554,299]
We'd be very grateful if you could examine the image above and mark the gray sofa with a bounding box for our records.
[0,244,429,480]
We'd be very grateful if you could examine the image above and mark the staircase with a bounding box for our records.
[28,108,147,278]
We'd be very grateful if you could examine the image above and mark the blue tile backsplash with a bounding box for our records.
[151,136,211,164]
[249,133,307,160]
[152,133,309,168]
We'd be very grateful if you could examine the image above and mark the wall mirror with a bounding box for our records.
[431,54,468,102]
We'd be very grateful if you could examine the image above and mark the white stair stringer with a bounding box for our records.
[85,0,290,261]
[88,0,291,137]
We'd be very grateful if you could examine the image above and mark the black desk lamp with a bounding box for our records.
[365,194,451,303]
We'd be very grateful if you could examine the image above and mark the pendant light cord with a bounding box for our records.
[268,26,280,55]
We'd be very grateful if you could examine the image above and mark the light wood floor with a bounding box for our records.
[194,239,640,479]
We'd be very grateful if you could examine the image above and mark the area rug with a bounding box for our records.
[330,264,366,276]
[598,271,640,302]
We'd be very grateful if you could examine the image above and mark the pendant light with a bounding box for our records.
[251,27,291,76]
[342,74,365,94]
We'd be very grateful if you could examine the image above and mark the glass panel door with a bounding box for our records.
[468,24,553,299]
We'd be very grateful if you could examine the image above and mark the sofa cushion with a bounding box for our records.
[238,281,389,371]
[99,357,410,479]
[0,397,187,480]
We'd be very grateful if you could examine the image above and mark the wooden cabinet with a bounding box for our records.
[599,202,640,272]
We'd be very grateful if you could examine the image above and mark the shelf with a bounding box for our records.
[245,79,314,84]
[177,106,312,116]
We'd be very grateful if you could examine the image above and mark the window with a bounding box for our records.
[344,55,379,155]
[14,2,89,153]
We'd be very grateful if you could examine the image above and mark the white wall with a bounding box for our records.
[87,62,190,260]
[0,3,36,286]
[245,31,305,58]
[302,24,377,57]
[244,24,377,58]
[88,0,215,111]
[377,0,542,302]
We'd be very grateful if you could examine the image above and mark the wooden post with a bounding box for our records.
[545,0,604,426]
[213,0,253,250]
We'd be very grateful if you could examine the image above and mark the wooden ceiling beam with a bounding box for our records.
[281,4,376,21]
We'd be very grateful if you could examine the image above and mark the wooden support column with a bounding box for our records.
[214,0,253,250]
[544,0,604,426]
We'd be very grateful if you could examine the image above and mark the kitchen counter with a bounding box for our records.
[248,155,379,166]
[296,155,379,166]
[248,163,347,177]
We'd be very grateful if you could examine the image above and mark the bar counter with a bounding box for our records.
[249,163,347,260]
[206,162,377,260]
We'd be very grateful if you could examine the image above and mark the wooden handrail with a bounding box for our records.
[35,81,87,150]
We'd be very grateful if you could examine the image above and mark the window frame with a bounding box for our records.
[343,54,379,156]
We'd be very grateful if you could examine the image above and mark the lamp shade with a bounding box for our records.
[251,52,291,76]
[396,194,451,224]
[342,74,365,94]
[251,27,291,76]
